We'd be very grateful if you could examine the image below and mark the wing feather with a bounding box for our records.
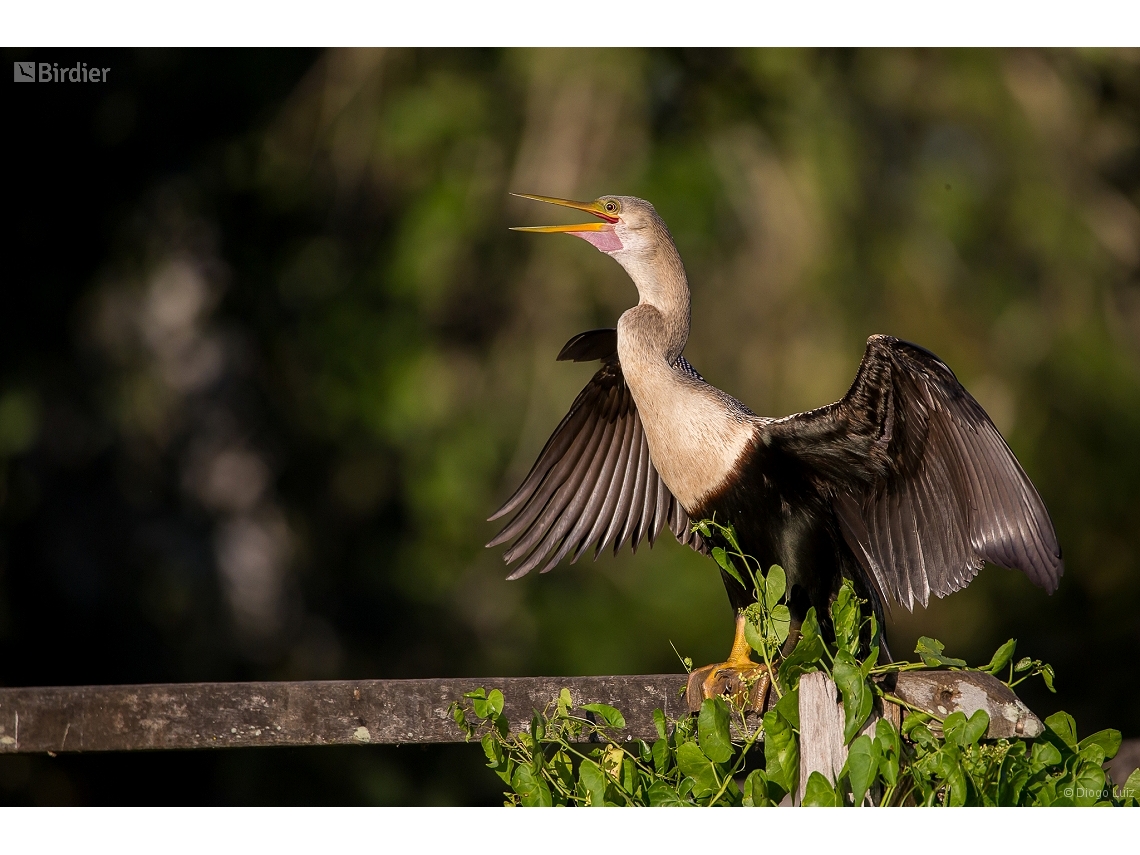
[489,329,706,578]
[774,335,1061,610]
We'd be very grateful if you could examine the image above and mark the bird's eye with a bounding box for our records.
[604,201,619,214]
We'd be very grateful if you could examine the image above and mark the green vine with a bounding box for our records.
[450,520,1139,807]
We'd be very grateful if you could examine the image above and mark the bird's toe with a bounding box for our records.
[685,660,771,714]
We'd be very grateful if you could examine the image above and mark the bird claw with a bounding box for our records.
[685,661,772,714]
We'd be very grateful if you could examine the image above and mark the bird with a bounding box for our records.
[487,193,1063,705]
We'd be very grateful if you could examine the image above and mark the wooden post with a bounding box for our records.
[795,669,1045,805]
[797,671,846,804]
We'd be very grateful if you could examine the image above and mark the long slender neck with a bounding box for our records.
[615,237,691,365]
[614,238,755,512]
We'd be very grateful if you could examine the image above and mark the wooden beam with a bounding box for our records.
[0,669,1044,757]
[885,670,1044,739]
[0,675,688,755]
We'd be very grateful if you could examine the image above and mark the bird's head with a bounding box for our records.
[512,193,689,325]
[511,193,673,264]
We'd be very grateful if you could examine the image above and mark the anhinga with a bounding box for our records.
[488,193,1062,703]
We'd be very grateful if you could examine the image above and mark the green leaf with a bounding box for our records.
[962,709,989,745]
[830,583,859,653]
[653,708,667,740]
[770,604,791,647]
[998,744,1030,805]
[550,750,574,795]
[762,708,799,795]
[471,696,493,719]
[843,734,879,805]
[449,701,475,738]
[466,687,498,719]
[868,611,881,653]
[675,741,719,798]
[581,702,626,729]
[778,608,825,686]
[722,523,742,553]
[620,757,640,800]
[941,711,967,745]
[556,688,572,718]
[1071,763,1107,806]
[983,638,1017,674]
[1078,729,1121,760]
[1030,740,1062,769]
[800,606,821,642]
[648,779,688,807]
[577,759,608,807]
[801,771,841,806]
[1077,741,1106,769]
[901,711,931,739]
[637,739,652,763]
[481,732,513,784]
[1014,656,1033,673]
[937,747,969,807]
[1124,770,1140,806]
[742,770,773,807]
[675,740,710,778]
[774,686,800,731]
[777,637,824,688]
[1039,663,1056,692]
[833,650,873,743]
[915,636,967,668]
[874,718,900,786]
[511,763,553,807]
[764,565,787,610]
[480,732,500,764]
[697,697,734,764]
[712,546,745,587]
[1044,710,1078,751]
[651,738,672,774]
[487,689,504,717]
[943,710,988,747]
[677,776,695,800]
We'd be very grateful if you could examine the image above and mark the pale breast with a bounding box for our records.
[625,363,757,511]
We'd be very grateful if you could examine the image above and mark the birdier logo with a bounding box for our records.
[13,61,110,83]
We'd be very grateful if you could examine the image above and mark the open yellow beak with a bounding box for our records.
[510,193,618,233]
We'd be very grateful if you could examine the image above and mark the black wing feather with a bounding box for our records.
[489,329,706,578]
[772,335,1062,610]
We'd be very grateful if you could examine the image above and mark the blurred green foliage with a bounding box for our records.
[2,48,1139,804]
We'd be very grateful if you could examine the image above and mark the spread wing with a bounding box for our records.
[769,335,1062,610]
[488,328,706,579]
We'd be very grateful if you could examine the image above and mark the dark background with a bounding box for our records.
[2,48,1138,804]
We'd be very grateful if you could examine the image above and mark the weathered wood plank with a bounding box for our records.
[0,675,688,754]
[885,670,1043,739]
[0,669,1044,758]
